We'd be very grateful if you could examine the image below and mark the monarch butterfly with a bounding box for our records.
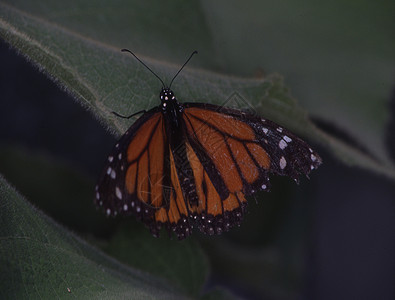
[95,49,322,239]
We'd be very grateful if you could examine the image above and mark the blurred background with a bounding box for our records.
[0,1,394,299]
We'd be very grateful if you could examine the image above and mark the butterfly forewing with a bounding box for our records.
[183,103,321,183]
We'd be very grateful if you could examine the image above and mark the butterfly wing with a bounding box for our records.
[95,107,169,226]
[96,102,321,240]
[95,107,195,238]
[179,102,321,235]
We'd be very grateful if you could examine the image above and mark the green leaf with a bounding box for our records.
[1,0,394,178]
[0,174,188,299]
[202,0,395,167]
[0,145,108,235]
[104,224,209,296]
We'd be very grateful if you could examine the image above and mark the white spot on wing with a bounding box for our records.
[123,204,128,211]
[111,170,116,179]
[115,186,122,200]
[283,135,292,143]
[106,208,111,216]
[277,127,283,133]
[96,192,100,200]
[106,167,112,175]
[311,154,317,162]
[108,156,113,162]
[261,184,267,190]
[262,127,268,134]
[279,139,287,150]
[118,153,122,160]
[280,156,287,169]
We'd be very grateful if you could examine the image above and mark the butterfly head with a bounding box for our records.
[160,88,177,106]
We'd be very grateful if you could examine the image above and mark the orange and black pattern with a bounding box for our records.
[95,87,322,239]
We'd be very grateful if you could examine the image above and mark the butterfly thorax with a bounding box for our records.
[160,88,184,129]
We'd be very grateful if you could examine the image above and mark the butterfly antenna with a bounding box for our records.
[169,50,198,89]
[121,49,166,88]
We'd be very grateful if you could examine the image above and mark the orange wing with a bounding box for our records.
[177,103,321,237]
[152,140,248,238]
[95,108,172,230]
[183,106,271,194]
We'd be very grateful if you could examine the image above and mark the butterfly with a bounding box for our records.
[95,49,322,239]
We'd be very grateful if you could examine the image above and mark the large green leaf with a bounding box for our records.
[1,0,394,178]
[0,174,187,299]
[1,1,393,297]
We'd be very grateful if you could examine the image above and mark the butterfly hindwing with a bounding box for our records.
[183,141,248,235]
